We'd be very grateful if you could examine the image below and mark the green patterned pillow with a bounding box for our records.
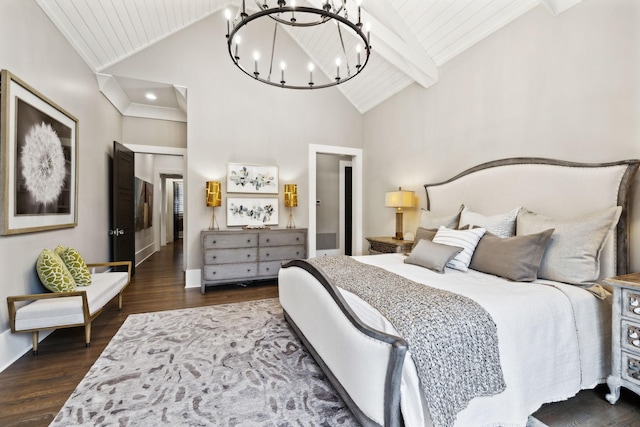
[36,249,77,292]
[55,245,92,286]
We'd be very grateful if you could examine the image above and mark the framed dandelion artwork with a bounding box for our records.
[0,70,78,235]
[226,163,278,194]
[227,197,278,226]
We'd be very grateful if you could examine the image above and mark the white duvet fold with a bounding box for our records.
[338,254,610,427]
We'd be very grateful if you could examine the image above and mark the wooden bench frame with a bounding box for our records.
[6,261,132,354]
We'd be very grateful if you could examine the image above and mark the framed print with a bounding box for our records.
[227,163,278,194]
[0,70,78,235]
[227,197,279,226]
[134,178,153,230]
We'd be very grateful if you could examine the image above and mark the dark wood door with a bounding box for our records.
[344,166,353,256]
[112,141,135,275]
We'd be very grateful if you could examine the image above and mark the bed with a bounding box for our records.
[278,158,639,427]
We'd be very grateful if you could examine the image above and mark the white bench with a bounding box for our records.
[6,261,132,354]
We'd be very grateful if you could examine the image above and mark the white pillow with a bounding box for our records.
[459,206,521,238]
[432,226,486,272]
[419,205,463,229]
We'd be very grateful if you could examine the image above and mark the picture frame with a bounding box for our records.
[227,197,279,226]
[227,163,278,194]
[0,70,79,235]
[134,178,153,230]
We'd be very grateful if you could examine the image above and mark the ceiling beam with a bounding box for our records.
[541,0,583,15]
[306,0,438,88]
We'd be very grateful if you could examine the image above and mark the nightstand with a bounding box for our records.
[605,273,640,404]
[365,237,413,255]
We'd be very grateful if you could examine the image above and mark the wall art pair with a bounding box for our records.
[225,163,278,227]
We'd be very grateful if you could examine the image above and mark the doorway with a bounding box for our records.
[308,144,363,258]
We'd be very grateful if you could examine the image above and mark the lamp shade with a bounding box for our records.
[206,181,221,207]
[385,187,414,208]
[284,184,298,207]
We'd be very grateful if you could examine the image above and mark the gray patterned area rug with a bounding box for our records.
[51,298,547,427]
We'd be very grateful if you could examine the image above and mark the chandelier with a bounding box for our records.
[225,0,371,89]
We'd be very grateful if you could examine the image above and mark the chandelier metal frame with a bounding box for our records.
[225,1,371,90]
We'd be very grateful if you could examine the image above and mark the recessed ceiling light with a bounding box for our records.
[145,93,157,101]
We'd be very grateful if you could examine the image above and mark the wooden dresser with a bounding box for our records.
[200,228,307,293]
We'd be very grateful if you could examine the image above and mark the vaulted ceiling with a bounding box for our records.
[36,0,582,119]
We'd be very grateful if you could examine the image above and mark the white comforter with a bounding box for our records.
[339,254,611,427]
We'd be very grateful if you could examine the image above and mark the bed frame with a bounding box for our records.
[279,158,639,427]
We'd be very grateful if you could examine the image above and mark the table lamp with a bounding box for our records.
[284,184,298,228]
[206,181,221,230]
[385,187,414,240]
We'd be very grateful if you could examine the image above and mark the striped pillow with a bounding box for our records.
[432,226,486,272]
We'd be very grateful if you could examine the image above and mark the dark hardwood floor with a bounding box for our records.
[1,241,639,426]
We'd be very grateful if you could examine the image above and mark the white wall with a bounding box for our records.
[105,12,363,276]
[363,0,640,270]
[123,116,187,148]
[0,0,122,367]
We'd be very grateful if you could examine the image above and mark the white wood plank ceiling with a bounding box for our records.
[36,0,582,116]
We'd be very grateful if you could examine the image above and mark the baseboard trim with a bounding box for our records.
[0,328,52,373]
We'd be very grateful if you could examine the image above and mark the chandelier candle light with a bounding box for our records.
[284,184,298,228]
[206,181,222,230]
[225,0,371,89]
[385,187,415,240]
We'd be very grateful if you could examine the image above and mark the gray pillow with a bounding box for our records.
[404,239,463,274]
[516,206,622,285]
[419,205,463,229]
[469,229,554,282]
[459,206,521,238]
[412,227,437,249]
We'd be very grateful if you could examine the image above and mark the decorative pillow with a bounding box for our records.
[516,206,622,285]
[419,205,463,230]
[55,245,92,286]
[432,226,486,272]
[405,239,463,274]
[36,249,77,293]
[469,229,554,281]
[459,206,521,238]
[411,227,437,249]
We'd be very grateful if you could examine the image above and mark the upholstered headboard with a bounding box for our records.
[424,158,639,278]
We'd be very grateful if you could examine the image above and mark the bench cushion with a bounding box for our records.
[14,272,129,331]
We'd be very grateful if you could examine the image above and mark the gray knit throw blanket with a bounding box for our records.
[308,256,506,427]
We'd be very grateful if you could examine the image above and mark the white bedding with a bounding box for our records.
[338,254,611,427]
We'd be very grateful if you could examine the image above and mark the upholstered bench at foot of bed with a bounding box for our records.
[7,261,131,354]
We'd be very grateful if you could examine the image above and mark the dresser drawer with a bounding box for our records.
[258,261,283,277]
[622,351,640,385]
[259,232,305,247]
[204,248,257,264]
[622,288,640,321]
[203,233,258,249]
[203,263,257,281]
[258,245,305,262]
[622,320,640,355]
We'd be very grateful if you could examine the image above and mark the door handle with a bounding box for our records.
[109,228,125,236]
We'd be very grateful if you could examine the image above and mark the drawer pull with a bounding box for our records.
[634,339,640,347]
[630,330,639,339]
[296,251,299,255]
[212,271,216,275]
[247,239,251,243]
[296,237,300,241]
[635,307,640,315]
[266,239,270,242]
[247,254,251,258]
[266,253,270,257]
[247,268,251,272]
[213,240,217,244]
[266,267,270,271]
[632,298,640,307]
[213,256,217,259]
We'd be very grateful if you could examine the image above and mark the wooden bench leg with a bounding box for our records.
[84,322,92,347]
[118,292,123,311]
[31,331,39,355]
